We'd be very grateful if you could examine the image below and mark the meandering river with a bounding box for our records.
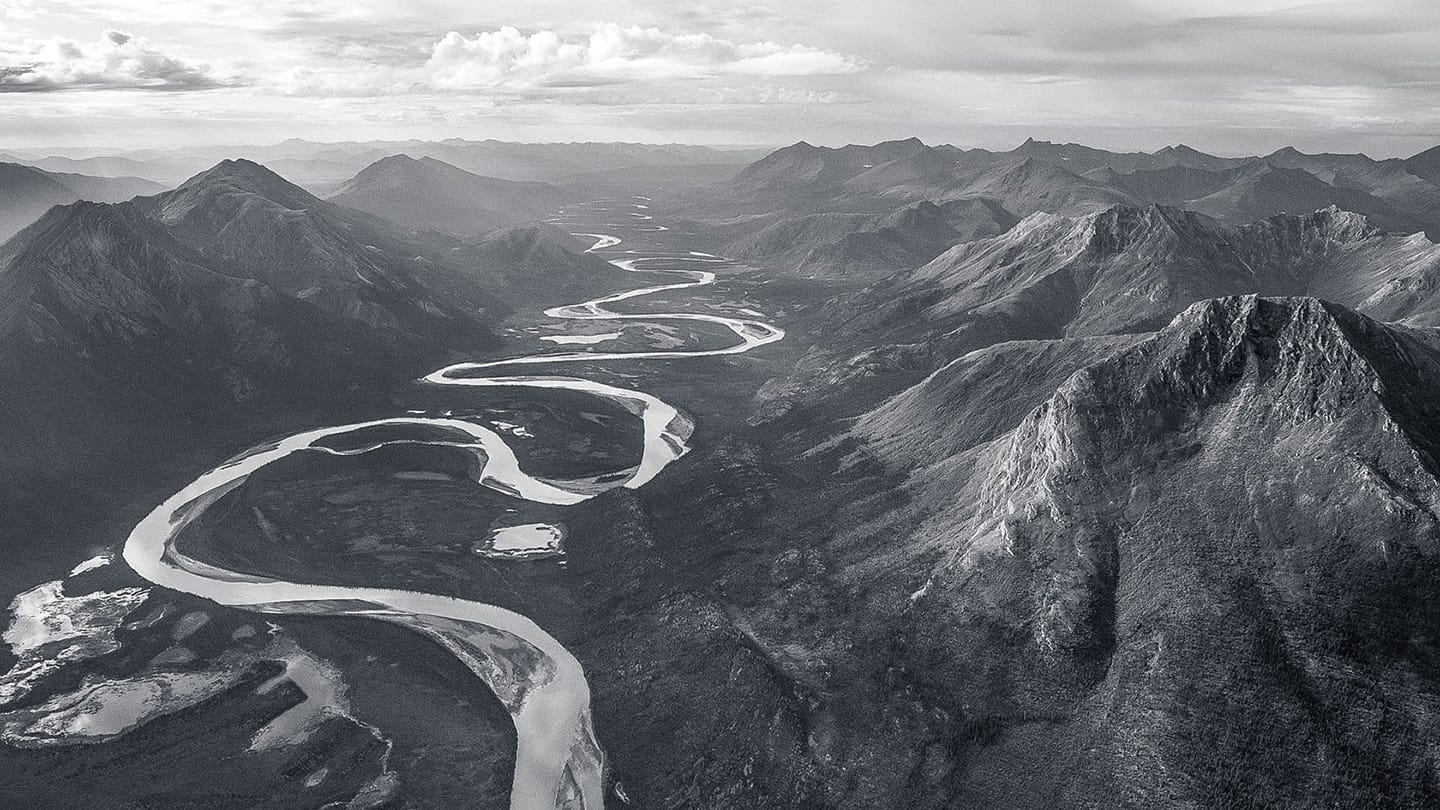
[122,199,783,810]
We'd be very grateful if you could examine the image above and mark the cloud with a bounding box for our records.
[425,23,864,90]
[0,29,224,92]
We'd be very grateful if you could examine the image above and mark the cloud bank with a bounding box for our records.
[0,29,222,92]
[425,24,864,90]
[3,2,1439,155]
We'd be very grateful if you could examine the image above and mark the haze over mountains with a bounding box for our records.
[721,137,1440,280]
[5,134,1440,809]
[0,140,767,190]
[0,163,163,244]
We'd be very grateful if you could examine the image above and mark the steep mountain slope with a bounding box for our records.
[327,155,568,236]
[123,159,507,345]
[727,198,1016,278]
[0,158,625,494]
[848,204,1440,349]
[854,334,1144,467]
[0,162,165,244]
[883,296,1440,808]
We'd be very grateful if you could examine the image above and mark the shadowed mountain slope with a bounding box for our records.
[0,158,619,489]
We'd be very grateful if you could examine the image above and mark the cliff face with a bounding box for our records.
[891,296,1440,808]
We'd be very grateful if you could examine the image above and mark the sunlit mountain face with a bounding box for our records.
[5,2,1440,809]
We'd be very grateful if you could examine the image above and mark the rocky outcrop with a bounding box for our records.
[892,297,1440,808]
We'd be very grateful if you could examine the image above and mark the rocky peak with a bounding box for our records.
[964,297,1408,578]
[1081,203,1220,254]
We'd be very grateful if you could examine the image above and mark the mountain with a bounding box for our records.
[729,138,943,199]
[17,154,174,181]
[0,158,620,490]
[870,296,1440,807]
[1148,142,1251,172]
[0,162,165,244]
[723,140,1440,246]
[6,141,770,193]
[1008,138,1251,174]
[1405,144,1440,185]
[853,204,1440,346]
[127,159,510,329]
[1184,161,1428,232]
[327,155,569,236]
[855,333,1144,467]
[756,203,1440,417]
[444,223,637,307]
[727,198,1016,278]
[1087,163,1241,204]
[945,156,1142,218]
[1264,147,1440,232]
[726,139,1248,210]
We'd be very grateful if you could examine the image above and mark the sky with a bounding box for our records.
[1,0,1438,157]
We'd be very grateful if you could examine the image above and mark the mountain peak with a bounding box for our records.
[174,158,315,203]
[158,158,319,225]
[1080,203,1218,253]
[1268,145,1307,159]
[371,153,422,167]
[336,153,434,190]
[977,295,1396,529]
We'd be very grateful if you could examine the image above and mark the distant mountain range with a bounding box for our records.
[0,162,164,244]
[722,138,1440,278]
[759,202,1440,411]
[889,203,1440,339]
[0,139,768,188]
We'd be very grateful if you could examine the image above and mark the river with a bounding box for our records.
[122,199,784,810]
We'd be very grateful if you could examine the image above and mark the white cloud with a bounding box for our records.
[425,23,864,89]
[0,29,223,91]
